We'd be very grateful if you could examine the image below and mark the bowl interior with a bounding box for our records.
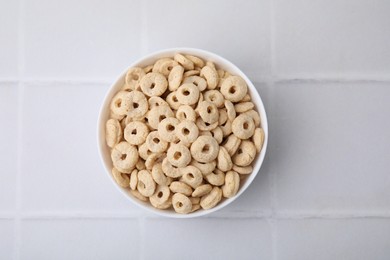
[98,48,268,218]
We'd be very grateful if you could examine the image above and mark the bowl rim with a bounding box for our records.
[97,47,268,218]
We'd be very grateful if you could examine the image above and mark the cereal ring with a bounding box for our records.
[199,131,212,137]
[139,72,168,97]
[190,160,216,175]
[124,121,149,145]
[190,197,200,205]
[124,67,145,91]
[147,105,174,129]
[235,102,254,113]
[204,90,224,108]
[190,135,219,163]
[225,100,236,122]
[183,76,207,91]
[200,187,222,210]
[167,144,191,168]
[150,185,171,209]
[129,169,138,190]
[168,65,184,91]
[158,117,179,142]
[176,83,200,105]
[110,91,131,117]
[111,141,139,173]
[197,101,219,124]
[169,181,192,196]
[138,142,153,161]
[127,90,148,118]
[106,119,122,148]
[222,171,240,198]
[232,140,257,167]
[137,170,156,197]
[220,119,232,137]
[198,93,204,104]
[152,58,178,76]
[143,65,153,73]
[185,54,205,68]
[151,196,172,210]
[152,163,172,186]
[218,109,228,125]
[172,193,192,214]
[253,128,265,153]
[196,118,218,131]
[223,134,241,156]
[217,146,233,172]
[242,94,251,102]
[211,127,223,144]
[174,53,194,70]
[179,165,203,188]
[183,70,200,77]
[111,168,130,188]
[221,76,248,102]
[162,157,182,178]
[131,189,148,202]
[146,131,168,153]
[192,184,213,197]
[166,91,181,110]
[242,109,261,127]
[176,105,196,122]
[206,61,216,70]
[200,65,219,90]
[191,204,201,212]
[145,153,164,170]
[175,120,199,144]
[232,164,253,175]
[110,111,125,121]
[148,96,168,109]
[232,114,255,139]
[136,160,146,170]
[205,169,225,186]
[217,69,225,79]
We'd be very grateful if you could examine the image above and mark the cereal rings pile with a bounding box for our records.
[106,53,265,214]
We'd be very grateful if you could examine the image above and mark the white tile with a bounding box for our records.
[20,219,139,260]
[274,0,390,78]
[0,0,18,77]
[277,219,390,260]
[144,218,272,260]
[24,0,142,79]
[21,84,141,213]
[0,84,17,211]
[146,0,271,81]
[273,82,390,212]
[0,220,14,260]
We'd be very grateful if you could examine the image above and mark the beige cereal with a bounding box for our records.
[166,91,181,110]
[253,128,265,153]
[200,65,219,89]
[176,83,200,105]
[197,101,219,124]
[235,102,254,113]
[146,131,168,153]
[183,76,207,91]
[200,187,222,210]
[232,114,255,139]
[129,169,138,190]
[106,119,122,148]
[204,90,225,108]
[137,170,156,197]
[147,105,174,129]
[167,143,191,168]
[168,65,184,91]
[241,109,261,127]
[180,165,203,188]
[112,168,130,188]
[190,135,219,163]
[220,119,232,137]
[138,142,153,161]
[205,169,225,186]
[162,157,182,178]
[223,134,242,156]
[196,118,218,131]
[111,141,139,173]
[190,160,216,175]
[174,53,194,70]
[152,58,178,76]
[124,67,145,91]
[185,54,205,68]
[218,109,228,125]
[143,65,153,73]
[145,153,164,170]
[124,121,149,145]
[211,127,223,144]
[150,185,171,209]
[127,90,149,118]
[151,163,172,186]
[131,189,148,202]
[175,120,199,144]
[242,94,251,102]
[139,72,168,97]
[158,117,180,142]
[222,171,240,198]
[172,193,192,214]
[148,96,167,108]
[192,184,213,197]
[136,160,146,170]
[183,70,200,77]
[225,100,236,122]
[110,91,131,117]
[169,181,192,196]
[221,75,248,102]
[176,105,196,122]
[232,140,256,167]
[217,146,233,172]
[232,164,253,175]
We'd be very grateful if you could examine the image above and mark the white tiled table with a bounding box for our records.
[1,0,390,259]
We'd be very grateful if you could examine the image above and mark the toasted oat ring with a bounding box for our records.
[175,120,199,144]
[222,171,240,198]
[232,164,253,175]
[174,53,194,70]
[166,91,181,110]
[143,65,153,73]
[183,76,207,91]
[158,117,179,142]
[168,65,184,91]
[197,101,219,124]
[217,146,233,172]
[139,72,168,97]
[172,193,192,214]
[131,190,148,202]
[124,121,149,145]
[136,160,146,170]
[124,67,145,91]
[205,169,225,186]
[199,131,212,137]
[196,118,218,131]
[152,58,178,76]
[185,54,205,68]
[147,105,174,130]
[191,204,201,212]
[137,170,156,197]
[127,90,148,118]
[111,141,138,173]
[242,94,251,102]
[170,181,192,196]
[148,96,168,109]
[192,184,213,197]
[232,114,255,139]
[218,109,228,125]
[203,90,224,108]
[145,153,164,170]
[176,105,196,122]
[223,134,241,156]
[110,91,131,117]
[200,65,219,89]
[190,160,216,175]
[232,140,256,167]
[162,157,182,178]
[200,187,222,210]
[151,163,172,186]
[138,142,153,161]
[180,165,203,188]
[150,185,171,209]
[225,100,236,122]
[220,119,232,137]
[183,70,200,77]
[167,144,191,168]
[242,109,261,127]
[235,102,254,113]
[146,131,168,153]
[129,169,138,190]
[176,83,200,105]
[190,135,219,163]
[106,119,122,148]
[221,76,248,102]
[253,128,265,153]
[112,168,130,188]
[211,127,223,144]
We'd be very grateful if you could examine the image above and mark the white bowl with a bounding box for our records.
[97,48,268,218]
